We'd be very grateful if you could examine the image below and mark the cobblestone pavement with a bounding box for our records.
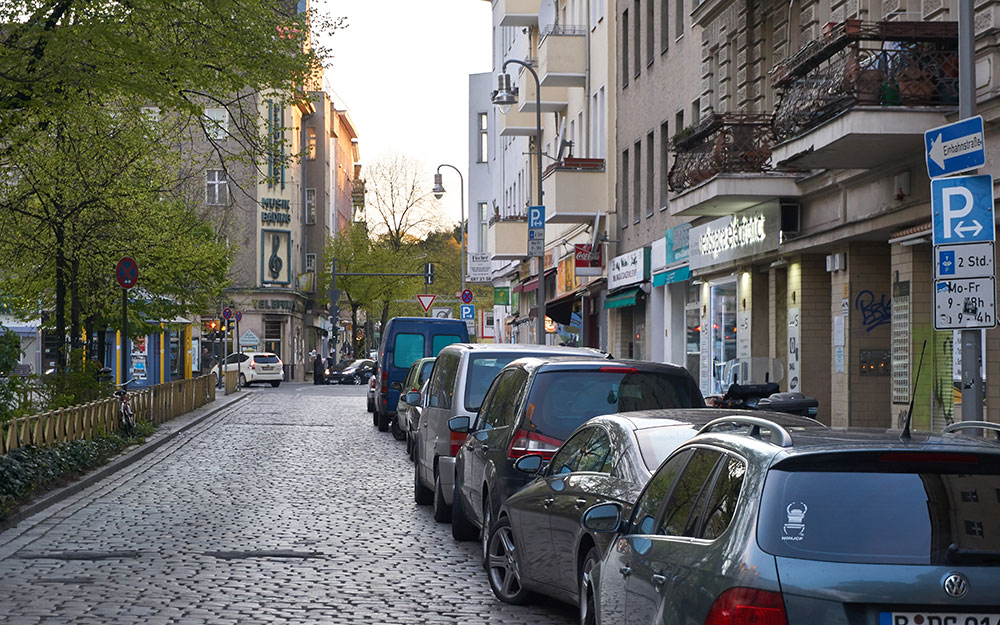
[0,385,576,624]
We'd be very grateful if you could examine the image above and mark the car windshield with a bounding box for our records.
[253,355,279,363]
[464,353,545,412]
[758,454,1000,565]
[524,369,701,442]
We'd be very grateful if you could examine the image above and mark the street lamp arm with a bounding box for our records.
[434,162,466,296]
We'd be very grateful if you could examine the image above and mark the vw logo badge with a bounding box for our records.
[943,573,969,598]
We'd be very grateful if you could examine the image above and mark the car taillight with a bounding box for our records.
[380,369,388,394]
[507,429,562,460]
[704,588,787,625]
[449,431,466,456]
[249,361,255,369]
[599,366,638,373]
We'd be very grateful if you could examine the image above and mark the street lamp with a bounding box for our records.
[492,59,545,345]
[432,164,465,297]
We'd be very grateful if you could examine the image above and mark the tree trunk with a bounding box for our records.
[69,257,82,362]
[53,222,68,372]
[350,302,361,360]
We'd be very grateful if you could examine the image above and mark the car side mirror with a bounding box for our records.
[513,454,544,474]
[391,381,403,391]
[405,391,421,405]
[449,416,470,433]
[582,502,622,533]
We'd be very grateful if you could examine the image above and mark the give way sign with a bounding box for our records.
[416,294,437,312]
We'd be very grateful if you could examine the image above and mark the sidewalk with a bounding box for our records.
[0,390,250,534]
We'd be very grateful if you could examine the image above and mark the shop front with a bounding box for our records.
[232,293,309,382]
[605,247,651,360]
[650,224,694,375]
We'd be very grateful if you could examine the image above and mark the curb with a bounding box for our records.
[0,393,251,533]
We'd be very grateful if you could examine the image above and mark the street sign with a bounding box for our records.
[925,115,985,178]
[528,206,545,258]
[235,310,242,322]
[431,307,452,318]
[528,205,545,228]
[460,304,475,320]
[239,330,260,347]
[935,242,995,279]
[935,277,998,330]
[469,253,491,282]
[461,289,474,303]
[931,175,996,245]
[222,307,233,320]
[416,294,437,312]
[115,256,139,290]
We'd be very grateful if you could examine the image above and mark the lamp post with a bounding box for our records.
[492,59,545,345]
[432,164,465,296]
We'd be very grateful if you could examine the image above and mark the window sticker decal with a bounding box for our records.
[782,502,808,541]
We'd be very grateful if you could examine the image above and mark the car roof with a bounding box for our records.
[438,343,607,356]
[582,409,823,432]
[507,356,688,376]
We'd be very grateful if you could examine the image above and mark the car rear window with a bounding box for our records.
[758,455,1000,565]
[635,426,705,472]
[464,353,542,411]
[253,355,279,363]
[523,369,701,442]
[432,334,463,355]
[393,333,425,369]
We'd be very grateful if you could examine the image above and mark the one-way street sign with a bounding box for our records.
[925,115,985,178]
[931,174,996,245]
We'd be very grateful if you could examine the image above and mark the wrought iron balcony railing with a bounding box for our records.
[772,20,958,142]
[667,113,775,192]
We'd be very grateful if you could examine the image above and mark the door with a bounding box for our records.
[418,352,458,486]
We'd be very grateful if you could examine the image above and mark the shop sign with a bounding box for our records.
[574,244,603,276]
[468,253,492,283]
[494,286,510,306]
[688,204,780,271]
[261,229,291,285]
[665,224,691,265]
[557,255,579,296]
[251,299,301,313]
[608,247,650,291]
[261,197,292,225]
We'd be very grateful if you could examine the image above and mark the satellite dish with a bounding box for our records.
[539,0,557,34]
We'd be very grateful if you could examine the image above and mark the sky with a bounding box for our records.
[315,0,494,227]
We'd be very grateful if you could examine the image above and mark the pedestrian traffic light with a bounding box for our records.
[424,262,435,285]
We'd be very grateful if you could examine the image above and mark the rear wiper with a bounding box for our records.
[945,544,1000,564]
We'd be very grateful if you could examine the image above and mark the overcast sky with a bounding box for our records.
[315,0,493,226]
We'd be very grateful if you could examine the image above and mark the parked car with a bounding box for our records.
[373,317,469,432]
[366,375,377,413]
[413,344,607,522]
[451,358,705,549]
[392,356,436,443]
[326,358,374,385]
[484,410,823,614]
[209,351,283,387]
[584,417,1000,625]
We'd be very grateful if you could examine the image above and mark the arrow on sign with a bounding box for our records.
[954,220,984,238]
[416,294,437,311]
[928,132,984,170]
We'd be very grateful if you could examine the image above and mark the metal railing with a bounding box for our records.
[1,375,217,454]
[772,20,958,142]
[540,24,587,38]
[668,113,775,192]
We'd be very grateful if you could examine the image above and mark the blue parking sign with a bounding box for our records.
[460,304,475,320]
[528,205,545,229]
[931,174,996,245]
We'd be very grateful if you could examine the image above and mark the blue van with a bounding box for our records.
[373,317,468,431]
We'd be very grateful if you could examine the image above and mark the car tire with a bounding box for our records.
[353,374,362,385]
[413,458,433,505]
[486,516,532,605]
[367,396,375,413]
[373,406,380,427]
[451,481,477,541]
[432,471,452,523]
[377,410,390,432]
[390,416,406,441]
[579,546,599,625]
[481,495,493,569]
[270,381,280,388]
[238,373,247,387]
[406,433,415,460]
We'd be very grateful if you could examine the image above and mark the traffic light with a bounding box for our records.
[424,262,435,285]
[205,319,219,333]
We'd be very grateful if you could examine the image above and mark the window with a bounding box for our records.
[597,0,606,21]
[479,202,489,253]
[264,319,283,359]
[550,428,595,475]
[478,113,489,162]
[621,148,630,228]
[660,121,670,209]
[676,0,684,38]
[646,0,654,64]
[464,353,542,412]
[577,428,613,473]
[622,9,630,88]
[646,131,654,217]
[685,282,701,381]
[631,449,693,534]
[658,448,723,536]
[661,0,670,52]
[305,188,316,224]
[306,127,317,160]
[206,170,228,205]
[691,98,701,126]
[204,107,229,140]
[598,87,606,158]
[701,455,746,540]
[431,334,463,355]
[426,351,458,409]
[709,281,737,394]
[393,333,426,370]
[477,368,526,429]
[633,140,641,224]
[305,253,316,272]
[634,0,641,76]
[675,110,685,136]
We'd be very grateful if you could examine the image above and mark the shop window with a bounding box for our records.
[685,283,701,381]
[264,319,283,358]
[709,281,737,394]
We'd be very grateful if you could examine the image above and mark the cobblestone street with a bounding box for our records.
[0,385,576,624]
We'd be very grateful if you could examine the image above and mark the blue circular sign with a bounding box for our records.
[222,307,233,320]
[461,289,474,304]
[115,257,139,290]
[235,310,242,322]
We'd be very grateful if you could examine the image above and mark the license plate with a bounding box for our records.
[880,612,1000,625]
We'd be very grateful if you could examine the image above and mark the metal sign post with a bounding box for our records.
[115,257,139,385]
[528,205,546,345]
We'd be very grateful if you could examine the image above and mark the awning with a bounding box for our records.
[604,287,643,310]
[652,265,690,287]
[545,290,581,325]
[520,279,539,293]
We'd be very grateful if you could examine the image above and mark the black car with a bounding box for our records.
[326,359,375,385]
[484,410,823,614]
[449,358,705,555]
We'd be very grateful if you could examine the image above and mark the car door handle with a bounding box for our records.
[543,497,555,508]
[652,573,667,586]
[574,498,588,509]
[480,444,489,452]
[619,566,632,577]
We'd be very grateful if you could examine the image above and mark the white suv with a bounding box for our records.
[212,351,283,387]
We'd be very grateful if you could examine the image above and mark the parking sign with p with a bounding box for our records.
[932,174,995,246]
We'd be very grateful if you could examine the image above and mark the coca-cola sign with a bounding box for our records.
[574,244,604,276]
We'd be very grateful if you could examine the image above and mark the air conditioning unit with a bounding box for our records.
[780,200,800,236]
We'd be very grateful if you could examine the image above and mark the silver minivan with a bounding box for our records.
[412,343,606,522]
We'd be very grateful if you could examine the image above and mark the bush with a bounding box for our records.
[0,423,153,522]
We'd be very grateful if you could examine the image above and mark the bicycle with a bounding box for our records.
[114,379,136,436]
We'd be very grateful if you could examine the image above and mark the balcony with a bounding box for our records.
[771,20,958,170]
[537,25,587,88]
[517,63,569,113]
[489,216,529,260]
[542,158,607,224]
[498,107,538,137]
[498,0,540,27]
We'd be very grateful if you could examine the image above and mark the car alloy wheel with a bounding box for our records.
[579,547,599,625]
[486,517,530,604]
[481,498,493,569]
[353,374,362,385]
[238,373,247,387]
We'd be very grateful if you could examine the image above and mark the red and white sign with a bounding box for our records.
[574,244,604,277]
[416,294,437,311]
